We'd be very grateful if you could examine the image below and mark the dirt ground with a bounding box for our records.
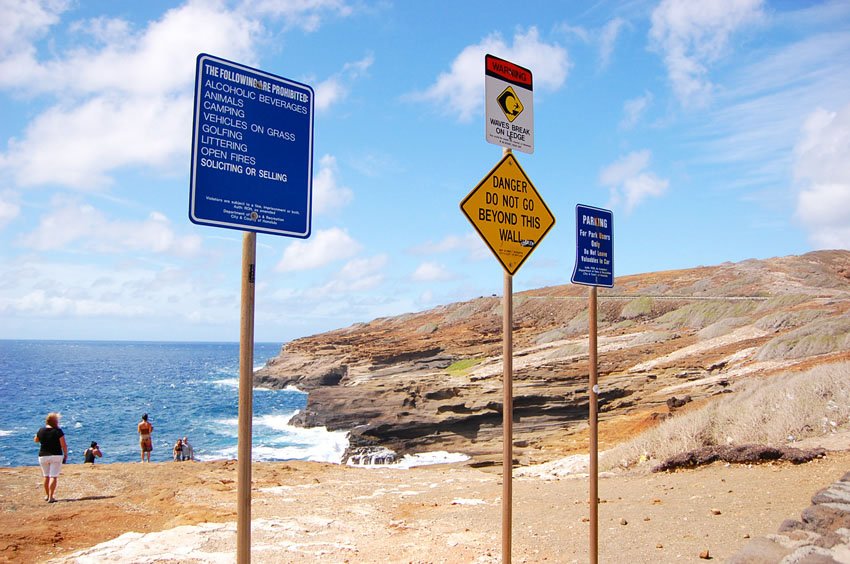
[1,449,849,563]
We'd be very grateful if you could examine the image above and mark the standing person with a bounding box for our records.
[83,441,102,463]
[172,438,183,461]
[181,436,194,461]
[137,413,153,462]
[34,412,67,503]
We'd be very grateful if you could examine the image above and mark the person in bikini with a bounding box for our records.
[172,437,183,461]
[84,441,102,463]
[137,413,153,462]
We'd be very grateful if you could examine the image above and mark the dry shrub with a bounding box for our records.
[630,331,674,346]
[601,361,850,471]
[756,314,850,360]
[697,317,749,340]
[754,294,810,313]
[754,308,827,332]
[621,297,653,319]
[658,301,758,330]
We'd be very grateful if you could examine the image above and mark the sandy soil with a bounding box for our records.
[1,450,849,563]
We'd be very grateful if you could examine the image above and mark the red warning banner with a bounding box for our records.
[485,54,533,89]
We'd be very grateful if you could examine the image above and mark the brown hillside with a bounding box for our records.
[255,250,850,466]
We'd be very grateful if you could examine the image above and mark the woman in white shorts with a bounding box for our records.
[34,412,67,503]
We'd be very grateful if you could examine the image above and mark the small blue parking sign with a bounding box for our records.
[571,204,614,287]
[190,54,314,238]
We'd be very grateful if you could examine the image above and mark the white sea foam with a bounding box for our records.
[215,412,299,429]
[514,453,589,480]
[254,412,300,431]
[394,451,470,468]
[206,412,348,464]
[0,429,14,437]
[349,450,470,470]
[211,378,239,388]
[210,378,282,392]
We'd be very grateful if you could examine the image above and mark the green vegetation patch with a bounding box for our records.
[658,300,758,330]
[756,314,850,361]
[446,358,484,375]
[621,296,653,319]
[755,309,828,332]
[754,294,810,313]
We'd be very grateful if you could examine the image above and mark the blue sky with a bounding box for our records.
[1,0,849,343]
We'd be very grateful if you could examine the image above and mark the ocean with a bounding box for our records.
[0,340,349,467]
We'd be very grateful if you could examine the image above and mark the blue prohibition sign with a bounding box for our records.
[571,204,614,288]
[190,53,314,238]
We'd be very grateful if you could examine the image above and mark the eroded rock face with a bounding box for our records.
[254,251,850,465]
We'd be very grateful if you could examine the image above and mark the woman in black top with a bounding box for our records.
[84,441,102,463]
[34,412,67,503]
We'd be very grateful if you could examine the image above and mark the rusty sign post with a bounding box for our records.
[570,204,614,564]
[190,54,314,563]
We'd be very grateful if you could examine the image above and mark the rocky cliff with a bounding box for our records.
[254,250,850,466]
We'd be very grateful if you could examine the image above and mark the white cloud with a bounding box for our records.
[620,91,653,129]
[311,254,387,296]
[312,154,354,214]
[649,0,765,107]
[275,227,361,272]
[8,289,149,317]
[18,199,202,256]
[599,18,627,68]
[0,0,69,57]
[599,150,669,212]
[0,259,212,321]
[7,93,190,189]
[793,104,850,249]
[411,261,453,282]
[0,3,260,189]
[411,27,570,122]
[0,192,20,227]
[678,21,850,196]
[0,3,258,95]
[238,0,353,32]
[0,1,353,190]
[409,233,489,261]
[314,54,373,111]
[558,23,591,43]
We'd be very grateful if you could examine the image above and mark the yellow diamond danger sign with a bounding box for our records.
[461,153,555,275]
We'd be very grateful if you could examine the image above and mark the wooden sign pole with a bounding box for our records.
[502,269,513,564]
[589,285,599,564]
[500,144,515,564]
[237,231,256,564]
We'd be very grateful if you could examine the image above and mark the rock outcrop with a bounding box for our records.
[651,444,826,472]
[728,471,850,563]
[254,250,850,465]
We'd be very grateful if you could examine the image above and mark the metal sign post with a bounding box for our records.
[570,204,614,564]
[588,285,598,564]
[502,244,514,563]
[190,53,314,564]
[466,54,551,563]
[237,231,256,563]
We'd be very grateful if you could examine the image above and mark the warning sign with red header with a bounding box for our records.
[485,54,534,154]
